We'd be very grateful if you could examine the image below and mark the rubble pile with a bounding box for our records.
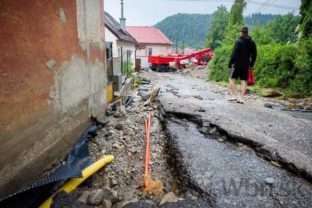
[84,84,177,207]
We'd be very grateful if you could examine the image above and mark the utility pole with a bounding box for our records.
[175,34,179,54]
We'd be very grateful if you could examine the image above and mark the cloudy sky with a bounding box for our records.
[105,0,300,26]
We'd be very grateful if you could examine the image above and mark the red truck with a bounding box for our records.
[148,48,214,72]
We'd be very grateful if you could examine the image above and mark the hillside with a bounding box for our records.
[155,13,279,48]
[154,13,212,48]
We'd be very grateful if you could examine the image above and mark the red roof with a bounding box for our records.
[126,26,172,45]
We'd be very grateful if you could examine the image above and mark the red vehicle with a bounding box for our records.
[148,48,214,72]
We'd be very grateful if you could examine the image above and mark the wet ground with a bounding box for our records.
[165,118,312,207]
[133,69,312,207]
[139,70,312,182]
[27,68,312,208]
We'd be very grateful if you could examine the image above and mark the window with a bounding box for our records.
[148,48,152,56]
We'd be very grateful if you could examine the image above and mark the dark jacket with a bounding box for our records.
[228,35,257,70]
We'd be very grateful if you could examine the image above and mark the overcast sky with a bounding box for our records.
[105,0,300,26]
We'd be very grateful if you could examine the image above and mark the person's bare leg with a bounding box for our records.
[229,78,237,100]
[239,80,247,102]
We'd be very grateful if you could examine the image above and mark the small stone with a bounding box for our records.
[198,108,206,112]
[110,178,118,187]
[217,138,224,143]
[112,143,120,149]
[144,200,156,206]
[102,199,112,208]
[102,188,119,203]
[209,127,217,134]
[193,95,203,100]
[105,132,113,137]
[129,147,137,154]
[121,197,139,207]
[201,120,210,127]
[120,105,127,115]
[139,92,151,101]
[198,127,209,134]
[106,135,114,141]
[264,103,273,108]
[115,124,123,131]
[264,177,275,185]
[106,104,114,116]
[109,129,116,135]
[87,189,104,206]
[78,190,91,204]
[159,192,177,206]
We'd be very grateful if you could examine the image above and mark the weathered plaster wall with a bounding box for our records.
[137,44,171,57]
[119,41,136,67]
[105,27,119,57]
[136,44,171,68]
[0,0,106,198]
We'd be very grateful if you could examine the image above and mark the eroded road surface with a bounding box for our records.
[139,70,312,207]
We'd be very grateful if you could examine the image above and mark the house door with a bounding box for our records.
[106,42,113,83]
[106,42,113,102]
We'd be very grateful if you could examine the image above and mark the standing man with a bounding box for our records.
[228,26,257,104]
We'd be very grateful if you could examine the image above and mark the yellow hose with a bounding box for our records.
[39,155,114,208]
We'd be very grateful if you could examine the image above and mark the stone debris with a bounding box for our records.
[209,127,217,134]
[264,177,275,185]
[78,190,91,204]
[159,192,178,206]
[87,189,104,206]
[85,81,176,207]
[102,199,112,208]
[144,87,160,106]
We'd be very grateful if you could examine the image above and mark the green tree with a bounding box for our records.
[155,13,212,48]
[266,14,299,44]
[299,0,312,38]
[224,0,246,44]
[250,24,275,45]
[205,5,229,49]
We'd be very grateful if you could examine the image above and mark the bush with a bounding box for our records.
[208,45,232,81]
[209,36,312,97]
[123,61,134,76]
[254,44,298,89]
[290,35,312,97]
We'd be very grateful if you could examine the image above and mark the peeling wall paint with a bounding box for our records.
[0,0,106,197]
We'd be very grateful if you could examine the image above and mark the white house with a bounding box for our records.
[104,9,137,95]
[126,26,172,68]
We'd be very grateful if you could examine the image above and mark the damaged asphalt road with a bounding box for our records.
[165,119,312,207]
[138,70,312,207]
